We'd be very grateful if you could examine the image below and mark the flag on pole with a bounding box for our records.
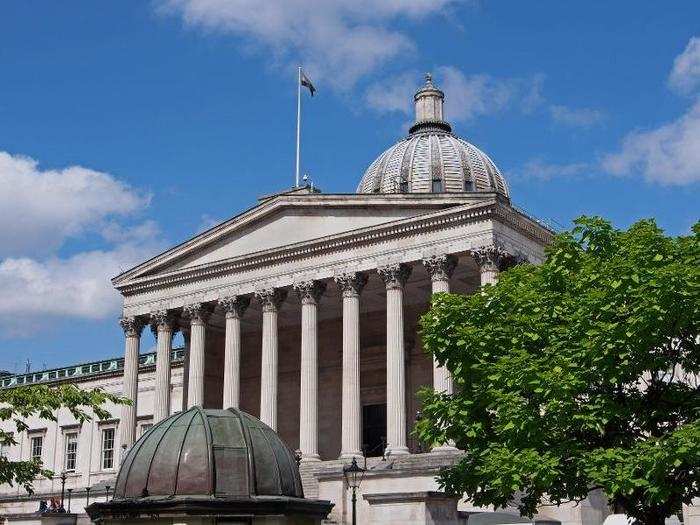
[300,70,316,96]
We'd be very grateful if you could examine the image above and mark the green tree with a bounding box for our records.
[416,217,699,525]
[0,384,126,493]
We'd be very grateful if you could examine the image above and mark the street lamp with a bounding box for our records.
[59,472,67,512]
[105,485,111,502]
[66,489,73,513]
[342,457,365,525]
[85,486,91,507]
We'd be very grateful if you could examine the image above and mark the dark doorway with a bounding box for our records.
[362,403,386,457]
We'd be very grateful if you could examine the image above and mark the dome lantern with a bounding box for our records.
[357,75,510,198]
[410,72,452,134]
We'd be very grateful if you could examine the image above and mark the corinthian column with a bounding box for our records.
[183,303,211,408]
[150,310,177,423]
[473,244,509,286]
[219,295,250,409]
[294,280,326,462]
[334,272,368,459]
[256,288,287,430]
[378,263,412,456]
[119,316,145,452]
[423,254,459,452]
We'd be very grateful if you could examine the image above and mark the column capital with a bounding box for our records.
[423,253,458,282]
[119,316,145,337]
[472,244,511,273]
[378,263,412,290]
[294,280,326,305]
[183,302,212,324]
[149,310,178,335]
[334,272,368,298]
[219,295,251,319]
[256,288,288,313]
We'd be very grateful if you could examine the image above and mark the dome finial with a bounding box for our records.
[411,74,450,133]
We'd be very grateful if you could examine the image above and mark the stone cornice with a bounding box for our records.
[116,201,552,298]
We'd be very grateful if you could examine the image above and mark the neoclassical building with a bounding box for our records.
[2,76,694,525]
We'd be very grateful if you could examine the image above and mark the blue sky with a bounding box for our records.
[1,1,698,372]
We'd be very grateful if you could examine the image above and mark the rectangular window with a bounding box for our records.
[101,428,115,470]
[64,433,78,472]
[30,436,43,462]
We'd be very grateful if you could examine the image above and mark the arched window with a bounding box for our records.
[464,179,474,191]
[432,178,443,192]
[399,177,409,193]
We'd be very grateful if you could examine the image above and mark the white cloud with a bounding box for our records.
[549,105,605,127]
[0,151,163,336]
[158,0,460,89]
[365,67,545,122]
[364,71,417,114]
[602,99,700,185]
[669,36,700,95]
[0,151,149,258]
[513,159,589,181]
[0,236,163,337]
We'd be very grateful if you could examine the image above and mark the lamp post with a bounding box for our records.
[85,486,91,507]
[105,485,111,502]
[59,472,67,512]
[66,489,73,513]
[342,457,365,525]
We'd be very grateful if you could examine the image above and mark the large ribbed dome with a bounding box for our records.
[113,406,303,500]
[357,74,509,198]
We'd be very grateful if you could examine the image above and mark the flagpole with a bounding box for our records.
[295,66,302,188]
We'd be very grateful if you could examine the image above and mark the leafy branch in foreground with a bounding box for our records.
[0,384,127,493]
[416,217,699,525]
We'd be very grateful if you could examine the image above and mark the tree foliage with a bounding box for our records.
[0,384,126,493]
[416,217,699,525]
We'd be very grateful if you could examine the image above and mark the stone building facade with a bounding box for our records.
[1,76,696,525]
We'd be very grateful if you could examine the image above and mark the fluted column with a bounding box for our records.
[181,328,191,411]
[473,244,509,286]
[150,310,177,423]
[219,296,250,409]
[335,272,368,459]
[423,254,459,452]
[379,263,412,456]
[256,288,287,430]
[184,303,211,408]
[294,280,326,462]
[119,316,145,453]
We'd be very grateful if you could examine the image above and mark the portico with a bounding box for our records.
[116,199,543,462]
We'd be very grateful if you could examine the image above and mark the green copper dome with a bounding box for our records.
[114,406,304,500]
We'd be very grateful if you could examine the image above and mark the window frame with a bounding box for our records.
[30,435,44,463]
[100,427,116,471]
[63,432,79,472]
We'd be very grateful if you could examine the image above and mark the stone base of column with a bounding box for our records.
[300,454,322,463]
[339,451,363,460]
[385,446,410,456]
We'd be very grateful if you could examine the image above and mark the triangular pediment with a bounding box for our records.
[113,192,495,287]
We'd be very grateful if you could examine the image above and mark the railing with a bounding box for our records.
[0,348,185,389]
